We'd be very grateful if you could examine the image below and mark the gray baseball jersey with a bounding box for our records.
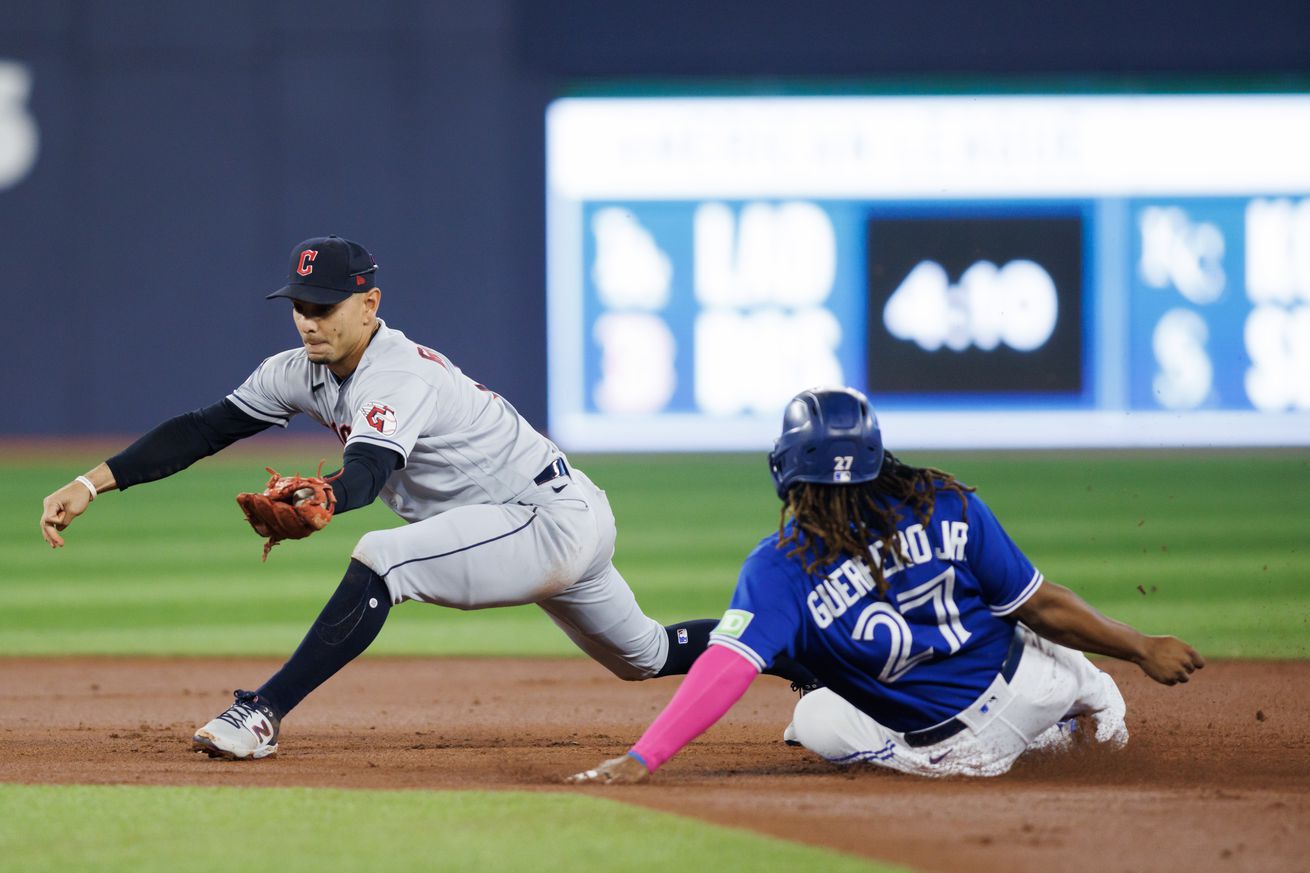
[228,319,556,522]
[227,319,668,679]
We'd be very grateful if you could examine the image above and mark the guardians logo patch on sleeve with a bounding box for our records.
[359,401,398,436]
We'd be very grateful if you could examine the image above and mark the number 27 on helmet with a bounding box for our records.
[767,387,886,499]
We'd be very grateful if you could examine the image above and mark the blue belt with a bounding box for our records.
[533,457,569,486]
[901,631,1025,749]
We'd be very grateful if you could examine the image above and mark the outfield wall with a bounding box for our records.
[1,0,1306,443]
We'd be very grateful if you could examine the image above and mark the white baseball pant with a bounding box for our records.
[351,467,669,680]
[788,625,1127,777]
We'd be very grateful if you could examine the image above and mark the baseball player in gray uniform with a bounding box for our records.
[40,236,810,759]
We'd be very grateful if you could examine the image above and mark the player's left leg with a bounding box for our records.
[1013,626,1127,750]
[253,558,392,718]
[193,558,391,759]
[980,625,1128,762]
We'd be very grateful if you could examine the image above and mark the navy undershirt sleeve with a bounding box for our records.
[326,442,401,514]
[106,399,271,490]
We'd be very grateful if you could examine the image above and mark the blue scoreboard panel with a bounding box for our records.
[546,95,1310,450]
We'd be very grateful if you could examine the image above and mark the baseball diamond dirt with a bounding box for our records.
[2,656,1306,873]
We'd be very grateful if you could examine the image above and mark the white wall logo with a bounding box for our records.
[0,61,38,190]
[360,402,398,436]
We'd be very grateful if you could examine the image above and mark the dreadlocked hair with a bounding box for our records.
[777,451,976,595]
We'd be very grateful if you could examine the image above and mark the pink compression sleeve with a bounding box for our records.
[628,644,760,772]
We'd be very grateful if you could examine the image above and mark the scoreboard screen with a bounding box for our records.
[866,210,1084,397]
[546,94,1310,450]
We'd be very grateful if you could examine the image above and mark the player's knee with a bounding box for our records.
[603,642,664,681]
[351,530,386,568]
[596,641,665,682]
[350,532,400,603]
[608,660,655,682]
[791,690,826,743]
[791,689,847,760]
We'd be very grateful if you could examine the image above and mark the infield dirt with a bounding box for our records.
[2,657,1306,873]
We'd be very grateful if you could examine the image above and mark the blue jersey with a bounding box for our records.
[708,488,1043,732]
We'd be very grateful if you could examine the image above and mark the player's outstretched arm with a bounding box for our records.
[41,399,273,549]
[1014,581,1205,685]
[40,463,118,548]
[565,645,758,785]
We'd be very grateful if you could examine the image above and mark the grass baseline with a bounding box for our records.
[0,783,898,873]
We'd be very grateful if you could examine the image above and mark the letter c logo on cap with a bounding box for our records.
[296,249,318,276]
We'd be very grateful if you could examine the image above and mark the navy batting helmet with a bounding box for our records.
[767,387,885,499]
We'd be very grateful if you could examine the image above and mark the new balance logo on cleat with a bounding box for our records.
[192,690,281,760]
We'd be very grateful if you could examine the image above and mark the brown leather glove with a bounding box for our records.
[236,461,338,561]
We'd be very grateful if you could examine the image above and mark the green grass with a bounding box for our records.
[6,448,1309,658]
[5,448,1307,873]
[0,784,897,873]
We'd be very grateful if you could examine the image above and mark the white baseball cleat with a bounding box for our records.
[783,721,802,747]
[193,690,281,760]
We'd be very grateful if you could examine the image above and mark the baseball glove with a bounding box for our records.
[236,461,339,561]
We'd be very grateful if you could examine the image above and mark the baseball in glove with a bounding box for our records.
[236,460,339,561]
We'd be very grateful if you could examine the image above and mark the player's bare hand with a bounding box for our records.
[40,482,94,548]
[1137,635,1205,685]
[566,753,650,785]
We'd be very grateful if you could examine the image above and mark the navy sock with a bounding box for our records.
[256,559,391,719]
[654,619,718,676]
[653,618,820,688]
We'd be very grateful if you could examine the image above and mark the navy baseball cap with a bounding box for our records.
[267,235,379,304]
